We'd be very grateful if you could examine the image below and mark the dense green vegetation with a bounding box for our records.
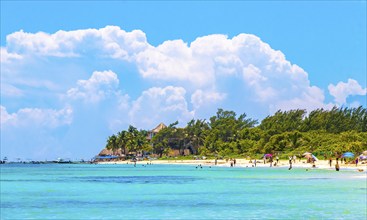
[105,106,367,159]
[106,125,152,155]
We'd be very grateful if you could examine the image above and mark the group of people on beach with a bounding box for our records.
[263,155,298,169]
[329,156,361,171]
[217,158,238,167]
[229,158,236,167]
[113,152,365,172]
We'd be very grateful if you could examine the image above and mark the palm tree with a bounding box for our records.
[126,125,139,156]
[117,130,128,155]
[136,130,152,155]
[185,119,208,154]
[106,134,118,151]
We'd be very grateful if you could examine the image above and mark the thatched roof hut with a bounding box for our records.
[99,148,112,156]
[98,148,125,157]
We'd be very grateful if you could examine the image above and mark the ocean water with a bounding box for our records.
[1,164,366,219]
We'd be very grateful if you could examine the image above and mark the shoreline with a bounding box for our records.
[97,159,367,171]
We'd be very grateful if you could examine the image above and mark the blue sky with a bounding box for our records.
[1,1,366,161]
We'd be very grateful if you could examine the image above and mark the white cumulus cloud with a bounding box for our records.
[66,70,119,103]
[129,86,194,129]
[5,26,148,59]
[328,79,367,105]
[135,39,215,87]
[134,32,323,112]
[1,47,22,63]
[191,89,226,109]
[2,25,364,120]
[271,86,334,113]
[1,105,72,129]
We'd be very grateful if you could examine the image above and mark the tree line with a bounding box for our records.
[105,106,367,159]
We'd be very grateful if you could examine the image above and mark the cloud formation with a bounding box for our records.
[3,25,365,124]
[129,86,194,129]
[328,79,367,105]
[191,90,226,109]
[1,47,22,63]
[1,25,365,160]
[5,26,148,59]
[1,105,72,129]
[66,70,120,103]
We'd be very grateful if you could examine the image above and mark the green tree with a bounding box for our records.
[151,123,177,157]
[104,106,367,159]
[185,119,209,153]
[136,130,152,154]
[116,130,128,155]
[106,134,118,151]
[260,109,306,134]
[126,125,139,155]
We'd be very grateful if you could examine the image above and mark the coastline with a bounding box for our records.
[97,159,367,171]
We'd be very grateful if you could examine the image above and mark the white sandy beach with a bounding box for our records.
[98,158,367,171]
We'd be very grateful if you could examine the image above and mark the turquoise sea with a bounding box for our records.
[1,164,366,219]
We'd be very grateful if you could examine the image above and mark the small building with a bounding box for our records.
[147,123,167,140]
[93,148,125,162]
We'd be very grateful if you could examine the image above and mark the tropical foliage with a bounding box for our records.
[106,125,152,156]
[105,106,367,159]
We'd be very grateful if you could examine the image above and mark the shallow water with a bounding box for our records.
[1,164,366,219]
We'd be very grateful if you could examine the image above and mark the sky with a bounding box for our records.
[1,1,366,161]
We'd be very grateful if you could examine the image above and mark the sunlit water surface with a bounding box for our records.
[1,164,366,219]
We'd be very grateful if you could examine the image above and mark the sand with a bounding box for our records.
[97,158,367,171]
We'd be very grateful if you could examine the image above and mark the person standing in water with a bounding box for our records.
[289,156,293,169]
[329,157,332,167]
[335,161,340,171]
[269,157,273,167]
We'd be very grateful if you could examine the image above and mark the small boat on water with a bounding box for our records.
[54,158,72,164]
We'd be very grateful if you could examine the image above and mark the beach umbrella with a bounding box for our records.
[342,152,355,158]
[264,154,273,158]
[312,155,318,161]
[303,152,313,159]
[359,155,367,160]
